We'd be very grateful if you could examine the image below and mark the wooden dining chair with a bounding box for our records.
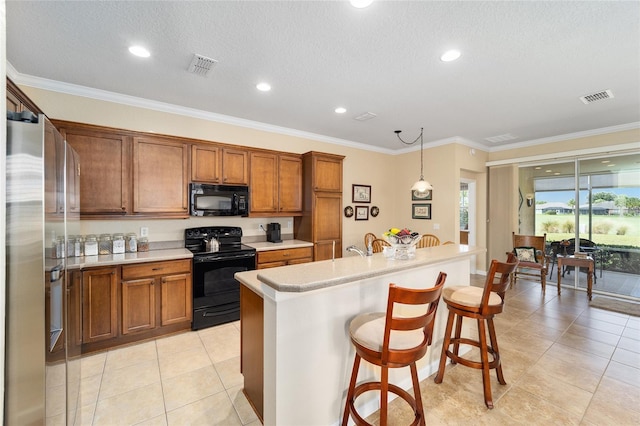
[371,238,391,253]
[364,233,377,250]
[510,232,549,293]
[416,234,440,248]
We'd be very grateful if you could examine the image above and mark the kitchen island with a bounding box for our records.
[235,244,485,426]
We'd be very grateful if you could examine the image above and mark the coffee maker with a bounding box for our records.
[266,222,282,243]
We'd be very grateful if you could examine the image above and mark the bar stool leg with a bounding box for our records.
[477,319,494,409]
[487,317,505,385]
[342,354,361,426]
[380,365,389,426]
[452,314,463,361]
[435,310,456,384]
[410,362,426,426]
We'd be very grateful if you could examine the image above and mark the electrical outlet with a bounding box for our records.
[259,224,266,232]
[140,227,149,237]
[433,224,440,230]
[287,220,292,229]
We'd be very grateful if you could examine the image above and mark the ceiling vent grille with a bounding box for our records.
[353,112,377,121]
[187,54,218,77]
[484,133,518,143]
[580,89,614,105]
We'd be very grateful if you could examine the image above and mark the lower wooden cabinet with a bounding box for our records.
[82,266,118,344]
[81,259,192,352]
[256,247,313,269]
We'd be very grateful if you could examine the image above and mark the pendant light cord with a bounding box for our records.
[394,127,424,179]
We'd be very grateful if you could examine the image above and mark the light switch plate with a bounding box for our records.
[140,227,149,237]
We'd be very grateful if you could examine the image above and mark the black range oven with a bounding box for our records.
[185,226,256,330]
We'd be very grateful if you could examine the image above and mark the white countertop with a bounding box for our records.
[246,239,313,252]
[236,244,484,293]
[47,248,193,270]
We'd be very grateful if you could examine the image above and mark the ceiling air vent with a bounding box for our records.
[484,133,518,143]
[353,112,377,121]
[187,54,218,77]
[580,89,614,105]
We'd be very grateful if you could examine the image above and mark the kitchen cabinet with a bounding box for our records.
[240,284,264,421]
[256,247,313,269]
[44,119,65,216]
[222,147,250,185]
[132,136,189,216]
[55,121,131,217]
[191,144,221,183]
[250,152,302,216]
[121,259,192,335]
[6,78,42,115]
[82,267,118,344]
[295,152,344,261]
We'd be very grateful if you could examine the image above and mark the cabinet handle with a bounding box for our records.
[283,253,289,256]
[152,267,163,271]
[121,206,126,211]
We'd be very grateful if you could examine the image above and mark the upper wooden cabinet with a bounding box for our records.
[295,152,344,261]
[191,144,221,183]
[132,136,189,216]
[222,147,249,185]
[55,122,131,217]
[250,151,302,216]
[6,78,42,115]
[311,153,343,192]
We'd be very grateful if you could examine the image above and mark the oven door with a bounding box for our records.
[192,252,255,330]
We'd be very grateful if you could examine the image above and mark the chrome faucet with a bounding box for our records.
[346,245,366,258]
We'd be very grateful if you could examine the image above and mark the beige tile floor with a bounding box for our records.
[60,275,638,425]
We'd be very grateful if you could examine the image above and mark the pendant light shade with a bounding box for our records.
[394,127,433,192]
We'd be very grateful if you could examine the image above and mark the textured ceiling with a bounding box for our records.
[6,1,640,152]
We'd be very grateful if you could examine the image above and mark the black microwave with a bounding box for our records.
[190,183,249,217]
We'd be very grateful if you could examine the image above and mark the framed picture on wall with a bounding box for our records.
[412,203,431,219]
[352,184,371,203]
[355,206,369,221]
[411,189,432,200]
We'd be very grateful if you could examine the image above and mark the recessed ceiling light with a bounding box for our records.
[545,170,553,173]
[335,107,347,114]
[128,45,150,58]
[350,0,373,8]
[256,82,271,92]
[441,49,461,62]
[601,160,610,163]
[554,172,561,175]
[534,167,542,170]
[607,164,616,167]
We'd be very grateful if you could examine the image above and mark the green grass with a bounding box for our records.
[536,213,640,247]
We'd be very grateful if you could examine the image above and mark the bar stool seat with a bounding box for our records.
[342,273,446,426]
[434,255,518,409]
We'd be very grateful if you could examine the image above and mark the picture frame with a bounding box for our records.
[412,203,432,219]
[355,206,369,221]
[412,189,432,200]
[352,184,371,203]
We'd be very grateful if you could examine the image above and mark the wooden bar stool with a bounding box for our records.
[342,272,446,426]
[434,255,518,409]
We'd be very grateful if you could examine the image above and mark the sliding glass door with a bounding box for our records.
[520,153,640,301]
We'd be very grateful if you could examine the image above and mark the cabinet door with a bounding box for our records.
[250,152,278,213]
[191,144,221,183]
[278,155,302,213]
[133,137,189,215]
[82,267,118,344]
[313,192,342,261]
[122,278,156,334]
[61,125,130,215]
[313,155,343,192]
[222,148,249,185]
[66,144,81,214]
[160,273,192,326]
[44,120,63,215]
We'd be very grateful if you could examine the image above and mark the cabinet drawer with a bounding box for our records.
[257,247,313,264]
[122,259,191,280]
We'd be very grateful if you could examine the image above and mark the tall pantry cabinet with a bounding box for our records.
[295,152,345,261]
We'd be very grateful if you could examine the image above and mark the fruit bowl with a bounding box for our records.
[383,229,420,259]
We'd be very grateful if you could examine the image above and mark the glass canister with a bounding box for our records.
[54,236,65,259]
[112,233,126,254]
[84,235,98,256]
[138,237,149,252]
[98,234,112,255]
[67,235,76,258]
[126,233,138,253]
[74,235,84,257]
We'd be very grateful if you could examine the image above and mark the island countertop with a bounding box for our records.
[239,244,484,293]
[245,239,313,252]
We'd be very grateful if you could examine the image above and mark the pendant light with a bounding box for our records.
[394,127,433,193]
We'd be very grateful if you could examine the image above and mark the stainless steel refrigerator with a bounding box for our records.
[5,112,80,425]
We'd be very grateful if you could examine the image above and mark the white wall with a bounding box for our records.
[1,1,8,421]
